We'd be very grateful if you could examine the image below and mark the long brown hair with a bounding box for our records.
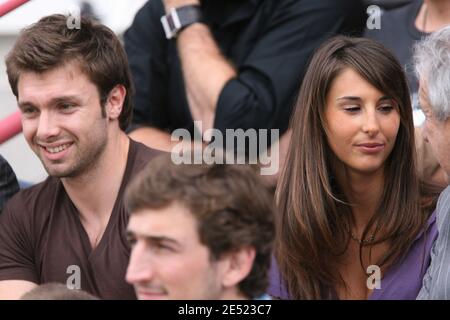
[275,36,437,299]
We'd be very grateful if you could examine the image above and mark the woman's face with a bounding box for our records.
[324,68,401,175]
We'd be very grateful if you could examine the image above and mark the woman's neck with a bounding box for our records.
[416,1,450,33]
[335,166,385,233]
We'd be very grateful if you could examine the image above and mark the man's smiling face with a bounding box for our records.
[17,62,109,178]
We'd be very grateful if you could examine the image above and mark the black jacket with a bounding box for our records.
[0,155,19,213]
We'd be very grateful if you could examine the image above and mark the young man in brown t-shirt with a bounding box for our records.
[0,14,160,299]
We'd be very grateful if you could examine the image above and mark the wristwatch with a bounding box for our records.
[160,5,203,39]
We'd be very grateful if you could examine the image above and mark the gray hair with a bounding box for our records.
[414,26,450,121]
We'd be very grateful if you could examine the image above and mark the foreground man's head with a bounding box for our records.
[125,155,275,300]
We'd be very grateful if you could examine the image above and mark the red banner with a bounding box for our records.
[0,111,22,144]
[0,0,30,17]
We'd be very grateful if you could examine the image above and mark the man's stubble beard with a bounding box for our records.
[40,129,109,179]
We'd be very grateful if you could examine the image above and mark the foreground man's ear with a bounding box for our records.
[220,246,256,289]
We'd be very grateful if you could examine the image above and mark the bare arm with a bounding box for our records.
[129,126,207,153]
[0,280,37,300]
[163,0,237,135]
[177,23,237,135]
[260,130,292,187]
[129,127,177,152]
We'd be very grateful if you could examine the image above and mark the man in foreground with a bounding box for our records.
[125,154,275,299]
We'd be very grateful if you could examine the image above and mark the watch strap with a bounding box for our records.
[161,5,203,39]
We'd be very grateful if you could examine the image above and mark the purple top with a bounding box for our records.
[268,211,438,300]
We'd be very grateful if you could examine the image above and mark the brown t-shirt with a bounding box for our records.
[0,140,161,299]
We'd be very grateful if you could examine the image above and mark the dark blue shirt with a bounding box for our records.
[124,0,365,137]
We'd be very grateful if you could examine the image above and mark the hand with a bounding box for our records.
[163,0,200,13]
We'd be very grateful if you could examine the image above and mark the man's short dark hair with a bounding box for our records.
[21,283,99,300]
[6,14,134,130]
[125,154,275,299]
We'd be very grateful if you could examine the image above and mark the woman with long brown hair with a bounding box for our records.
[270,36,441,300]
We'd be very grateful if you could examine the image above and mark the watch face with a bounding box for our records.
[166,14,177,30]
[161,9,181,39]
[161,7,198,39]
